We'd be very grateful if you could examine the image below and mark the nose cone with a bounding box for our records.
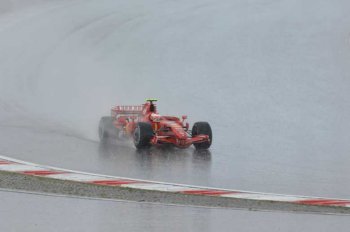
[169,123,187,139]
[176,130,188,139]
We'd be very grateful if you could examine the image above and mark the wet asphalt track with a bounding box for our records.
[1,189,350,232]
[1,0,350,206]
[1,115,350,200]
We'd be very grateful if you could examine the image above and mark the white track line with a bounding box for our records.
[0,164,47,172]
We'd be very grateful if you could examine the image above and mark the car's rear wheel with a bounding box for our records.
[133,122,154,149]
[99,116,118,142]
[192,122,212,150]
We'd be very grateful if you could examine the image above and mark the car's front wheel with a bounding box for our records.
[192,122,212,150]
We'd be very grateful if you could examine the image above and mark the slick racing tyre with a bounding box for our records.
[192,122,212,150]
[99,116,118,142]
[133,122,154,149]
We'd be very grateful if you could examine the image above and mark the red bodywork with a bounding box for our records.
[110,102,210,148]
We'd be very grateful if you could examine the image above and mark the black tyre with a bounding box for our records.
[99,116,118,142]
[192,122,212,150]
[133,122,154,149]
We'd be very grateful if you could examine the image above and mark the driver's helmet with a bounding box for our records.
[150,103,156,112]
[150,113,161,122]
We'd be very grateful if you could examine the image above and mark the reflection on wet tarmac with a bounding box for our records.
[98,141,212,177]
[96,140,214,185]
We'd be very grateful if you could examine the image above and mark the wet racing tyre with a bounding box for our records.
[192,122,212,150]
[133,122,154,149]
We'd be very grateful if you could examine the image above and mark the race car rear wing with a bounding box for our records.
[111,105,143,117]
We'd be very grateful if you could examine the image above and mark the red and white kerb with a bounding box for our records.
[0,155,349,208]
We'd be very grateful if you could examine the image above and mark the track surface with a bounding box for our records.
[0,0,350,201]
[1,189,350,232]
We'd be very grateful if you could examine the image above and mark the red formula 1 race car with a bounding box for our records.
[99,99,212,150]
